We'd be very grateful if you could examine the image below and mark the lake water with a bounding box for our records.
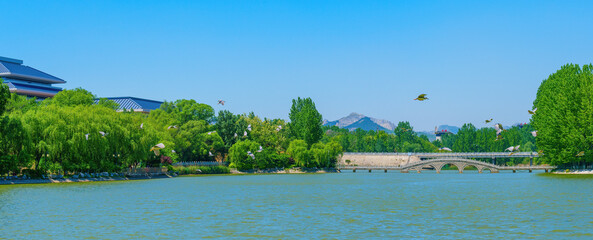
[1,171,592,239]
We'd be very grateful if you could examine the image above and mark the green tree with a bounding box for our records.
[245,115,289,153]
[393,122,416,151]
[49,88,95,106]
[96,98,120,110]
[287,139,311,167]
[532,64,593,168]
[215,110,244,149]
[162,99,214,124]
[288,97,323,146]
[5,93,38,114]
[0,116,31,175]
[174,120,224,162]
[453,123,478,152]
[0,77,10,115]
[228,140,259,171]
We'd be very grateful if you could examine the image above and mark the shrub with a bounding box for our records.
[172,165,230,174]
[228,140,259,171]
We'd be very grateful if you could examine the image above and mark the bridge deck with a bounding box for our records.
[339,152,554,173]
[343,152,539,158]
[338,166,553,170]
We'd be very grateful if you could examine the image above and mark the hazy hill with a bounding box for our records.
[323,113,395,132]
[324,113,462,141]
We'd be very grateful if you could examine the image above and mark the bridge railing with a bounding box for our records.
[416,152,538,158]
[342,152,539,158]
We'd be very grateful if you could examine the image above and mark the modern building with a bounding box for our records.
[0,56,66,99]
[94,97,163,113]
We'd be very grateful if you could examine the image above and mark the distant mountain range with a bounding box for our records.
[323,113,395,132]
[323,113,463,142]
[323,113,529,141]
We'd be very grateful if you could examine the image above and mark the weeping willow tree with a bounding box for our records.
[0,87,344,174]
[532,64,593,168]
[18,102,174,173]
[0,78,32,175]
[5,89,178,174]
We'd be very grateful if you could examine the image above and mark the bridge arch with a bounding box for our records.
[401,158,500,173]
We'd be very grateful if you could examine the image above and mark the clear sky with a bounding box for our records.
[2,0,593,131]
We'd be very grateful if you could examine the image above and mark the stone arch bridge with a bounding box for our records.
[401,158,501,173]
[338,152,555,173]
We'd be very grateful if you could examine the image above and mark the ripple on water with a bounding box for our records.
[0,172,591,239]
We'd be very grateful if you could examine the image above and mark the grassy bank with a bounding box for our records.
[171,166,231,175]
[538,172,593,178]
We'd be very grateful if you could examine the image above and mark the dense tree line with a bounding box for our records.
[322,122,537,165]
[2,63,589,175]
[321,122,436,153]
[228,97,342,170]
[0,80,343,175]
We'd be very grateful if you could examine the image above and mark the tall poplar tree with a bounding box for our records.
[532,64,593,168]
[288,97,323,146]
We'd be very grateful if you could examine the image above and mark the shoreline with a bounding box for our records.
[0,174,175,186]
[230,168,338,174]
[552,170,593,174]
[0,168,339,185]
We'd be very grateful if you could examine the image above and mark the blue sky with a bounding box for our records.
[2,0,593,131]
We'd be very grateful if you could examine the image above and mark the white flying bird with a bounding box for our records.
[209,151,214,157]
[494,123,504,136]
[247,125,252,131]
[234,133,238,138]
[257,146,263,152]
[150,143,166,156]
[528,108,537,115]
[85,133,89,140]
[505,145,521,155]
[439,147,452,151]
[531,131,538,137]
[140,123,143,129]
[243,131,247,137]
[247,151,255,159]
[167,125,178,130]
[99,131,107,137]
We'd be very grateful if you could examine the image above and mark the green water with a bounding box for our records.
[1,171,592,239]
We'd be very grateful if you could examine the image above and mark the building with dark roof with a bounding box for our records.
[0,56,66,99]
[94,97,163,113]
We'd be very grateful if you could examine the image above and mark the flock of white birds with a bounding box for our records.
[143,100,285,160]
